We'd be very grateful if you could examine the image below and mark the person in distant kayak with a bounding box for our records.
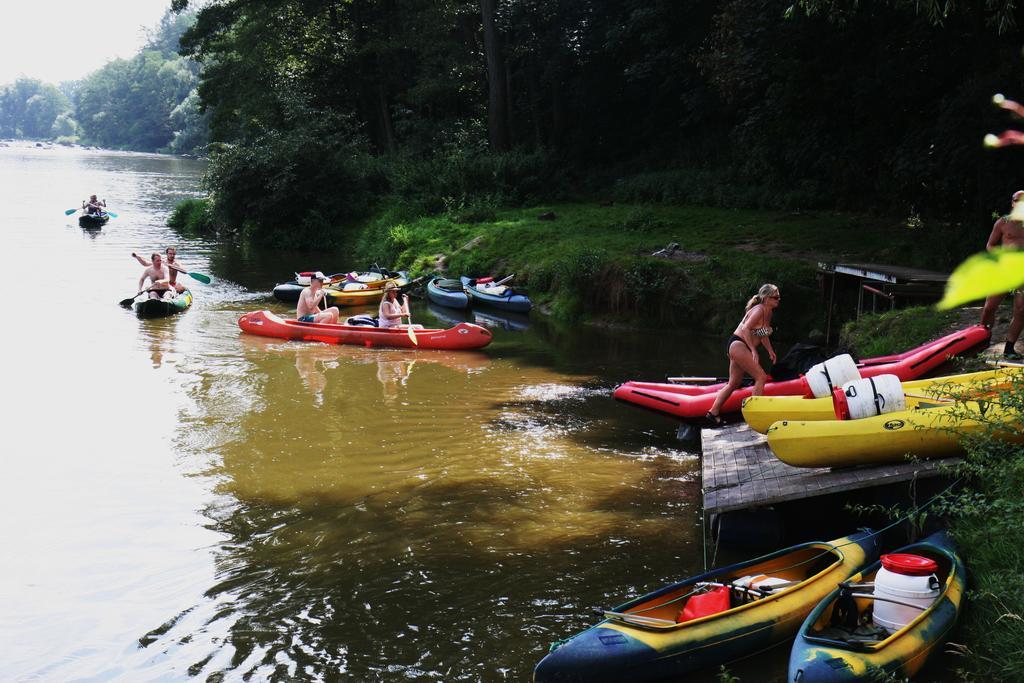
[133,247,188,294]
[137,252,173,300]
[82,195,106,215]
[378,281,411,329]
[705,283,780,425]
[296,273,340,324]
[980,190,1024,357]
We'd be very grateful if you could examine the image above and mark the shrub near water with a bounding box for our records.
[167,198,217,235]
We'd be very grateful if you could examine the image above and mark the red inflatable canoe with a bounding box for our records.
[613,325,990,421]
[238,310,493,350]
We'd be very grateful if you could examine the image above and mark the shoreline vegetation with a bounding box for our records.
[169,192,981,335]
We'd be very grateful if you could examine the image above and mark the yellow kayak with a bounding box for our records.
[766,395,1021,468]
[534,531,879,682]
[323,274,408,307]
[743,368,1021,434]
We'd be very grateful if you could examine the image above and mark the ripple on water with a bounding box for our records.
[1,143,712,682]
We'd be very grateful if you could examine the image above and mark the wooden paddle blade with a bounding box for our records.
[187,272,212,284]
[407,326,418,346]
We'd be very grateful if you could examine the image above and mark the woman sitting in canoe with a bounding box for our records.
[378,281,411,328]
[706,283,780,425]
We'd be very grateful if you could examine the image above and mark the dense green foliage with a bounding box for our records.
[167,198,218,235]
[172,0,1024,244]
[0,79,74,140]
[0,11,207,153]
[74,12,207,152]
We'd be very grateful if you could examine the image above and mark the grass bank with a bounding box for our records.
[838,306,959,357]
[174,196,978,335]
[348,202,973,335]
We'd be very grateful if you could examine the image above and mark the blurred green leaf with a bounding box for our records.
[938,248,1024,309]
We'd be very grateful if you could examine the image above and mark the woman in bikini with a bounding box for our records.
[706,283,780,424]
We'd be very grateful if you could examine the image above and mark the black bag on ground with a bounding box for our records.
[770,343,830,381]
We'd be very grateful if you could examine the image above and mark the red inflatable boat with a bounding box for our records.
[613,325,990,421]
[238,310,493,350]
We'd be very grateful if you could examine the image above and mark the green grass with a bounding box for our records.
[837,307,958,358]
[348,202,959,333]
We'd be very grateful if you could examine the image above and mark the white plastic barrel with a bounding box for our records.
[804,354,861,398]
[840,374,906,420]
[296,271,325,285]
[872,553,940,631]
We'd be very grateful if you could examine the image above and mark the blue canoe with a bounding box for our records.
[534,530,879,683]
[426,277,471,309]
[459,275,532,313]
[788,530,964,682]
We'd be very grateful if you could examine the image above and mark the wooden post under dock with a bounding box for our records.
[701,423,958,516]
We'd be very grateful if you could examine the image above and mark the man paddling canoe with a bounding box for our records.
[82,194,106,215]
[297,273,340,324]
[133,247,188,294]
[136,252,174,300]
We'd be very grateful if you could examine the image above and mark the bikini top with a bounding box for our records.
[753,326,773,337]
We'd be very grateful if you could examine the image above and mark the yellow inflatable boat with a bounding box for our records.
[743,368,1020,434]
[766,394,1022,468]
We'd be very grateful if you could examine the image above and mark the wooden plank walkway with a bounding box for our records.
[702,423,958,514]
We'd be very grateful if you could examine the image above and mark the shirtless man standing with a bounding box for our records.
[980,190,1024,357]
[137,252,173,300]
[133,247,187,294]
[297,273,340,324]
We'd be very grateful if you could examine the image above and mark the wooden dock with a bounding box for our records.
[701,423,958,514]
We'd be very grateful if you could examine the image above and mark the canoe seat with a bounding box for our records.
[436,279,465,292]
[813,621,889,644]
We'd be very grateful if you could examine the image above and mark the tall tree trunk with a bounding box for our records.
[480,0,510,151]
[377,83,397,153]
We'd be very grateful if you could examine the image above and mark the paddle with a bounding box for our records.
[405,295,418,346]
[68,208,117,217]
[169,264,211,284]
[667,376,722,384]
[142,257,211,284]
[904,392,956,403]
[987,359,1024,368]
[120,287,154,308]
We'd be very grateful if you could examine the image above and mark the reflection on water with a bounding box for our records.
[2,142,721,681]
[376,356,413,404]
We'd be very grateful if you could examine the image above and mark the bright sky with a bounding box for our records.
[0,0,176,84]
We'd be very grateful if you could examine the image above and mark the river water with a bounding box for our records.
[0,142,765,681]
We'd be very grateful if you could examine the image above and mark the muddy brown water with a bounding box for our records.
[3,143,782,681]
